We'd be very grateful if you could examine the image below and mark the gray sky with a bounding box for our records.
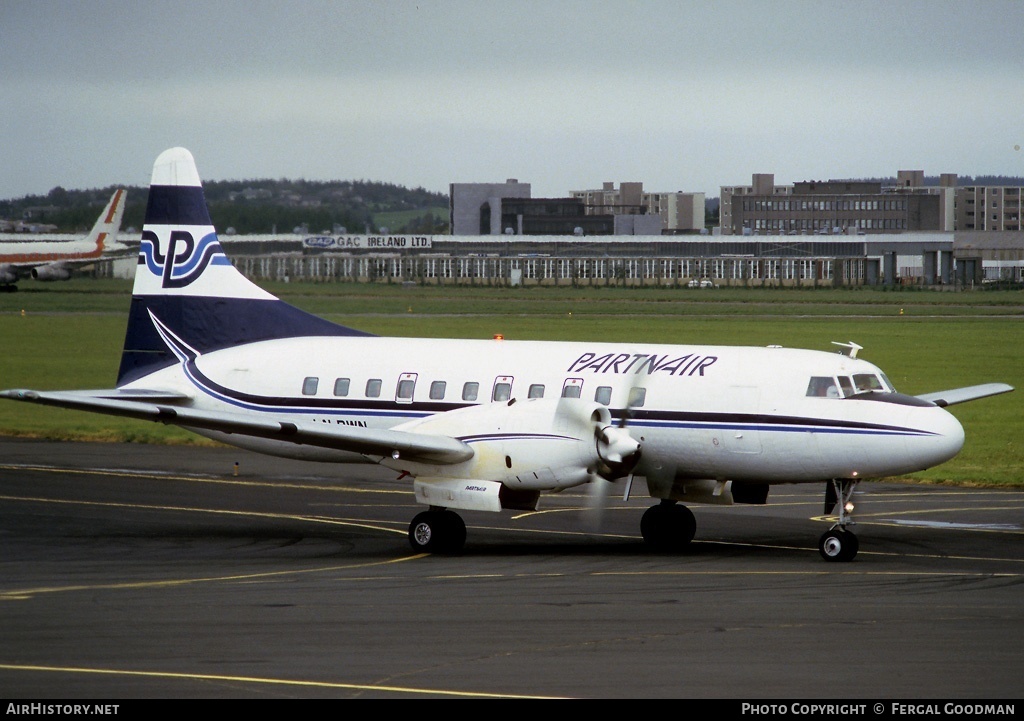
[2,0,1023,201]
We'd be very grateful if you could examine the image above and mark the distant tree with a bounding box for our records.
[46,186,70,205]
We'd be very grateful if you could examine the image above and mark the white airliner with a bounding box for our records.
[0,188,128,288]
[2,149,1013,562]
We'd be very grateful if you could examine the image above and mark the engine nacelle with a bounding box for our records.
[31,263,72,281]
[0,265,18,285]
[389,397,641,491]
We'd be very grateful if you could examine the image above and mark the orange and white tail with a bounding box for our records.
[84,188,127,252]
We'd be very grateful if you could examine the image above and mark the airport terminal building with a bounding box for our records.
[90,229,974,288]
[199,170,1008,287]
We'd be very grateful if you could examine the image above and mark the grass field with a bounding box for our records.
[1,280,1021,485]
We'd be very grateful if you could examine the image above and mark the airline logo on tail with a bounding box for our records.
[139,229,228,289]
[131,147,274,301]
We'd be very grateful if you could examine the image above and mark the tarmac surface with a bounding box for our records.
[1,437,1022,699]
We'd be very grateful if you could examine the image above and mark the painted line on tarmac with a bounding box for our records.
[0,463,406,495]
[0,493,418,601]
[0,663,564,699]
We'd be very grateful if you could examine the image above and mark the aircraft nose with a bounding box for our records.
[920,407,965,467]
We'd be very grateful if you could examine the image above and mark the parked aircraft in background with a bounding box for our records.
[0,189,128,289]
[2,150,1013,561]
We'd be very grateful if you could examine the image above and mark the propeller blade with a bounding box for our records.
[584,474,613,532]
[623,473,634,502]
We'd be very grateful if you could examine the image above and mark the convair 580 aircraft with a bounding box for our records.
[2,149,1013,561]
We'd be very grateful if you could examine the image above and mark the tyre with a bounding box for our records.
[819,529,858,562]
[641,504,696,552]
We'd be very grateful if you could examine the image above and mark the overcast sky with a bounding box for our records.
[2,0,1023,201]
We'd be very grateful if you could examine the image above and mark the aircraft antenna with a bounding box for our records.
[831,341,863,359]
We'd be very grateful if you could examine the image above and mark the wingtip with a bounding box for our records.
[1,389,39,400]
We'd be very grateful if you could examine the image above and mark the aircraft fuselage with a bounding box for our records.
[130,335,965,487]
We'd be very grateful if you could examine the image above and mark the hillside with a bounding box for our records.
[0,179,450,235]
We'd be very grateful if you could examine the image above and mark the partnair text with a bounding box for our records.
[567,352,718,377]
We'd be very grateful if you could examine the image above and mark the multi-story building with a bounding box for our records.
[570,182,705,233]
[956,184,1023,231]
[720,171,956,235]
[449,180,533,235]
[450,180,662,236]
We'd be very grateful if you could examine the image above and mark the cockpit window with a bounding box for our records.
[809,373,894,399]
[807,377,840,398]
[853,373,885,393]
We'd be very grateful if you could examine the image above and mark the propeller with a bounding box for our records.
[595,423,642,479]
[585,405,642,531]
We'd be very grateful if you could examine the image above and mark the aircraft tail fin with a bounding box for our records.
[116,147,371,387]
[85,188,128,252]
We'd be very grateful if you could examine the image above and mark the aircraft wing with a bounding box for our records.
[0,388,474,464]
[916,383,1014,407]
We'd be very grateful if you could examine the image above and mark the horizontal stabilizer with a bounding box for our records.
[1,389,474,465]
[916,383,1014,407]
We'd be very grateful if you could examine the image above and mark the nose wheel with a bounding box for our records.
[818,528,859,562]
[819,479,859,562]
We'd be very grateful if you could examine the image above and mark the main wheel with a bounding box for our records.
[409,511,438,552]
[818,529,858,562]
[641,504,696,552]
[440,510,467,554]
[408,510,466,554]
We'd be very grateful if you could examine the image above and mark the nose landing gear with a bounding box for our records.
[819,479,860,562]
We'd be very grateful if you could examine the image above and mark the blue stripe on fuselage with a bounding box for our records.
[175,364,938,438]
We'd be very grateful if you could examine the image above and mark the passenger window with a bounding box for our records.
[333,378,350,397]
[493,382,512,402]
[366,379,382,398]
[462,382,479,401]
[807,377,840,398]
[854,373,883,392]
[429,381,446,400]
[595,386,612,405]
[562,385,582,398]
[302,377,319,396]
[838,376,854,398]
[627,386,646,408]
[528,384,545,399]
[396,379,415,400]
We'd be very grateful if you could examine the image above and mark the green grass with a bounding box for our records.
[371,206,448,232]
[1,281,1020,485]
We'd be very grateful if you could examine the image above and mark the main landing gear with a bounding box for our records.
[818,479,860,562]
[408,508,467,554]
[640,500,696,552]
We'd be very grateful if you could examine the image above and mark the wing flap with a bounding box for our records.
[1,389,474,464]
[916,383,1014,407]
